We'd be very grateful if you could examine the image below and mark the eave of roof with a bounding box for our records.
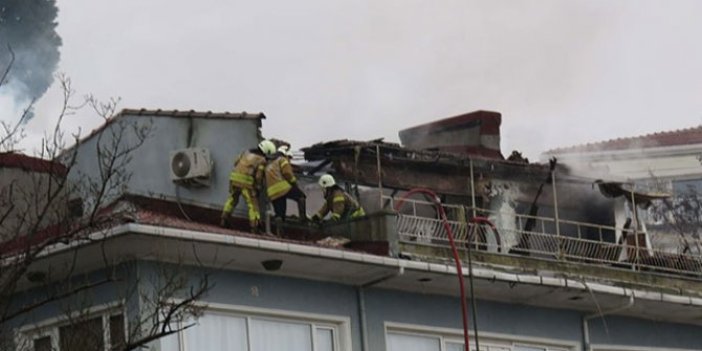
[0,152,67,176]
[29,221,702,326]
[115,108,266,121]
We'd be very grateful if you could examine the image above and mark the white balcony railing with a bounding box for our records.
[386,196,702,278]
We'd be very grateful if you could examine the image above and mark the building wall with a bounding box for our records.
[5,263,139,350]
[11,260,702,350]
[69,114,262,211]
[143,262,702,351]
[0,167,68,242]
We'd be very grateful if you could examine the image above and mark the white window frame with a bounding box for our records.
[164,302,352,351]
[592,345,701,351]
[16,301,126,351]
[385,321,580,351]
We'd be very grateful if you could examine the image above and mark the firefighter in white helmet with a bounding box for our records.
[264,145,307,222]
[311,174,365,221]
[221,139,277,232]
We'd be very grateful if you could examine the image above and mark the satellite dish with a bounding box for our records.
[171,152,191,178]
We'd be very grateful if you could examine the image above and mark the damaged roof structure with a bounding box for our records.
[3,109,702,351]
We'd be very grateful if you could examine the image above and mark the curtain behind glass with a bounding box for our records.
[184,313,248,351]
[387,333,441,351]
[250,318,312,351]
[316,328,334,351]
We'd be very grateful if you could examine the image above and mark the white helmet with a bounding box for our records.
[318,174,336,188]
[278,145,293,157]
[258,139,276,156]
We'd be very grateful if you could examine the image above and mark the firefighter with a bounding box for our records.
[265,145,307,222]
[221,139,277,232]
[311,174,365,221]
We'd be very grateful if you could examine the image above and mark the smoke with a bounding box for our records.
[0,0,62,123]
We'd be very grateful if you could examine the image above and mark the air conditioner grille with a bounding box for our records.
[171,152,191,178]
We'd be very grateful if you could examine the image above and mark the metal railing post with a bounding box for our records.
[470,158,477,218]
[630,183,639,270]
[376,145,383,210]
[551,168,563,258]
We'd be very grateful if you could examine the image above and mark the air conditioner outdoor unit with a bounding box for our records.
[170,147,212,186]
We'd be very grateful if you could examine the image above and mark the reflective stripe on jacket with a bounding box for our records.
[229,150,266,189]
[265,155,297,200]
[316,187,364,220]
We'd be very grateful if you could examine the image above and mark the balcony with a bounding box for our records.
[358,194,702,294]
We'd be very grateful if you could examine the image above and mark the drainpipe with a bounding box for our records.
[358,266,405,351]
[582,293,635,351]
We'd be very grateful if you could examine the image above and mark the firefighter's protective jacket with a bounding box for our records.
[316,186,365,220]
[229,150,266,190]
[265,155,297,200]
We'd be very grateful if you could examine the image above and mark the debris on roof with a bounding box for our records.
[303,139,552,196]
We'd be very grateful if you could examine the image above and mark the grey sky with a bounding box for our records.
[7,0,702,160]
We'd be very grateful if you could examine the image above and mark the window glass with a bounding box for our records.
[250,318,312,351]
[316,328,334,351]
[387,332,441,351]
[184,313,248,351]
[514,346,546,351]
[109,314,125,350]
[33,336,52,351]
[447,341,465,351]
[160,331,180,351]
[59,316,104,351]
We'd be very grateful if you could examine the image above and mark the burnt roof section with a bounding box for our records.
[303,139,544,169]
[547,125,702,154]
[0,152,67,176]
[302,139,562,194]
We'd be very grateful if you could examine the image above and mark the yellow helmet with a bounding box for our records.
[258,139,276,156]
[318,174,336,188]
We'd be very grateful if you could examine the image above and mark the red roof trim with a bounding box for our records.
[0,153,67,176]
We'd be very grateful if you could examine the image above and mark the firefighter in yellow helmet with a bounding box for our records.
[265,145,307,222]
[311,174,365,222]
[221,139,277,232]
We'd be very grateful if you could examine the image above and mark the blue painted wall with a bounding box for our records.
[140,262,702,351]
[12,260,702,350]
[69,114,262,211]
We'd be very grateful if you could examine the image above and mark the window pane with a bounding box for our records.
[316,328,334,351]
[387,333,441,351]
[514,346,546,351]
[59,316,104,351]
[184,313,248,351]
[250,318,312,351]
[447,341,465,351]
[160,331,180,351]
[109,314,125,350]
[33,336,51,351]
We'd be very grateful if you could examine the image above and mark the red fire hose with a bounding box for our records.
[394,188,472,349]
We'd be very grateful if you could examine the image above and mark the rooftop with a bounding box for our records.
[547,125,702,154]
